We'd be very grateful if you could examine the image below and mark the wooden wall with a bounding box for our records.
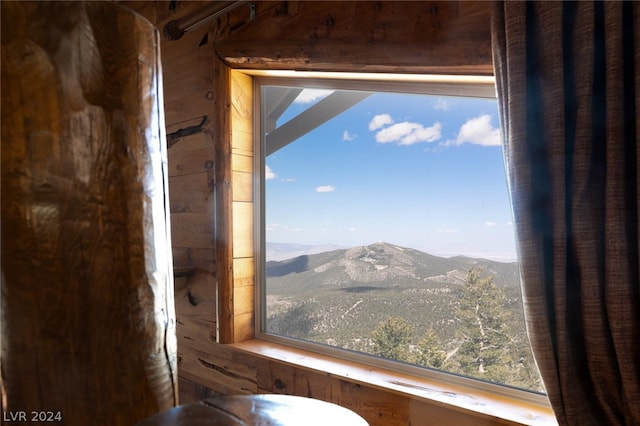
[118,2,547,425]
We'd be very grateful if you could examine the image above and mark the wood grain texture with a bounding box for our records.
[213,1,493,75]
[169,173,212,213]
[167,132,215,178]
[160,24,214,127]
[174,340,535,426]
[177,376,215,405]
[178,345,258,396]
[126,1,216,128]
[1,2,177,424]
[213,54,235,344]
[119,1,205,30]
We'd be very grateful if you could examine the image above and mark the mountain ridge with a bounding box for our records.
[266,241,519,293]
[264,241,543,392]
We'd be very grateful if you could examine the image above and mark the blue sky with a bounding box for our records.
[264,88,516,262]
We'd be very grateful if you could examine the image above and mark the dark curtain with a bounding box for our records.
[491,2,640,425]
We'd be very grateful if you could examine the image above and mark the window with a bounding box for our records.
[254,73,545,400]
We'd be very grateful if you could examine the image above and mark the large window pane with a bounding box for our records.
[260,83,544,393]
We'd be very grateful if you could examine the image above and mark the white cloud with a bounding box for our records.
[265,165,277,180]
[437,228,459,233]
[316,185,336,193]
[374,121,442,145]
[281,177,296,182]
[369,113,394,130]
[342,130,355,141]
[434,98,453,111]
[450,115,502,146]
[294,89,333,104]
[485,221,497,227]
[348,227,357,232]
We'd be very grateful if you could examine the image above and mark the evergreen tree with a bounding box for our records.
[371,316,413,362]
[454,268,513,382]
[414,328,446,369]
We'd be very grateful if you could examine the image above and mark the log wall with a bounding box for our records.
[118,2,552,425]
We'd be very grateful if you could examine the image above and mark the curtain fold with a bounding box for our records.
[491,2,640,425]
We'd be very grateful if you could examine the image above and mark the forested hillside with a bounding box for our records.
[265,242,544,392]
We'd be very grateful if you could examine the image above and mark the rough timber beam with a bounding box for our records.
[213,1,493,76]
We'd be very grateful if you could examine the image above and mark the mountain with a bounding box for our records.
[266,241,520,294]
[265,242,523,346]
[264,242,543,392]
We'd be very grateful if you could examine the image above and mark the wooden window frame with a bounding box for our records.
[214,61,556,424]
[214,58,256,344]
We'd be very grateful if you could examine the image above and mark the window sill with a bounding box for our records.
[229,339,557,426]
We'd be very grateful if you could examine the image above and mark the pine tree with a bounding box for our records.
[454,268,513,382]
[415,328,446,369]
[371,316,413,362]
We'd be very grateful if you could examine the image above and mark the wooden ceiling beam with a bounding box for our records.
[213,1,493,76]
[216,39,493,75]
